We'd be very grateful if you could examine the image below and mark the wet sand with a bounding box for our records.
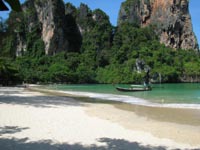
[0,87,200,149]
[115,103,200,126]
[86,103,200,147]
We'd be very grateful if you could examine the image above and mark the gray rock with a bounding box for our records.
[118,0,199,50]
[16,0,82,56]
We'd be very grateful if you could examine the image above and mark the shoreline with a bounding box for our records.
[27,85,200,110]
[26,86,200,126]
[27,86,200,145]
[1,86,200,149]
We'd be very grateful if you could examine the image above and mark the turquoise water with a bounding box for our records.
[43,83,200,107]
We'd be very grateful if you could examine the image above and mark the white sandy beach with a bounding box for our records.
[0,87,200,150]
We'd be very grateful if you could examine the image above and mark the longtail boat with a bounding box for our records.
[116,86,152,92]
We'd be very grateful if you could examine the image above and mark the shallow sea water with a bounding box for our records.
[42,83,200,109]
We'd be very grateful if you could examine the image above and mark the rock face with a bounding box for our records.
[15,0,37,56]
[75,3,93,34]
[118,0,199,50]
[34,0,66,55]
[71,3,112,53]
[16,0,82,56]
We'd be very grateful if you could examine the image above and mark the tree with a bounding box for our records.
[0,57,21,85]
[0,0,22,12]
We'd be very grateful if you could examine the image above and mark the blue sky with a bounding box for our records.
[0,0,199,45]
[189,0,200,45]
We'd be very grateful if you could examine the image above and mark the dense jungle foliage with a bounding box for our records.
[0,3,200,85]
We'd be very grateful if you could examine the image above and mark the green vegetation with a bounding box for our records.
[119,0,140,27]
[0,4,199,85]
[0,57,21,85]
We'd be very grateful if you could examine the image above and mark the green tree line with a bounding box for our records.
[0,3,200,85]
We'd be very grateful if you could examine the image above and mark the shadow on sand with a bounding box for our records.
[0,126,29,136]
[0,137,173,150]
[0,125,199,150]
[0,88,83,108]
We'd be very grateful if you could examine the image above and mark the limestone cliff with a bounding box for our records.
[75,3,93,34]
[118,0,199,50]
[16,0,82,56]
[70,3,112,54]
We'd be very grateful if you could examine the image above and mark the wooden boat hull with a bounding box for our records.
[116,86,152,92]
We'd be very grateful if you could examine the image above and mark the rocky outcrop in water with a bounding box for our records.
[118,0,199,50]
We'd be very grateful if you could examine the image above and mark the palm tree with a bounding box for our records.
[0,0,22,12]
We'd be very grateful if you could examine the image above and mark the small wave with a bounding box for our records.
[59,90,148,104]
[57,90,200,110]
[155,104,200,110]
